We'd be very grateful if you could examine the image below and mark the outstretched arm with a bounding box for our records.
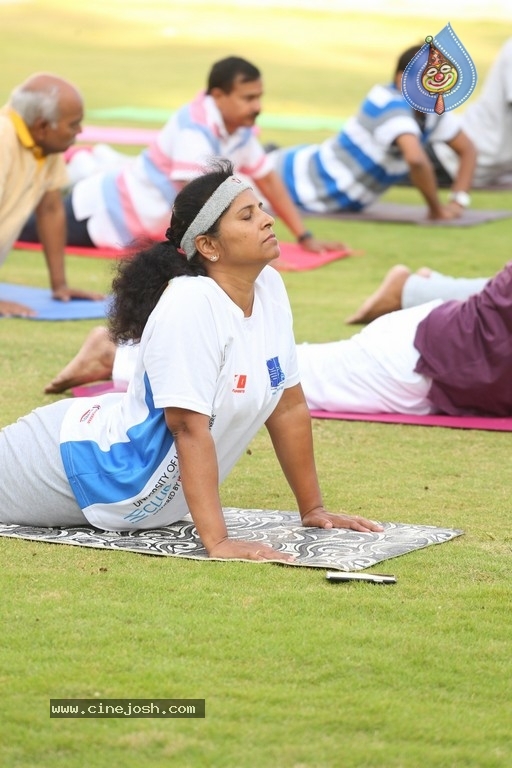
[35,190,104,301]
[255,170,348,253]
[395,133,459,220]
[265,384,383,532]
[164,407,294,561]
[445,129,476,208]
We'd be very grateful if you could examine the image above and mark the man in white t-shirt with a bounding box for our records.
[431,37,512,187]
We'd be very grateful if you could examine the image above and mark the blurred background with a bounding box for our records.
[1,0,510,149]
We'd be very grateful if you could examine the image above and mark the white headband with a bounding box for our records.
[180,175,252,259]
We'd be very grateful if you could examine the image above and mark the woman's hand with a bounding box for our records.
[208,538,295,563]
[301,507,384,533]
[300,234,350,254]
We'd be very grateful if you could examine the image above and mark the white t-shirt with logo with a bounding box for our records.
[59,266,299,530]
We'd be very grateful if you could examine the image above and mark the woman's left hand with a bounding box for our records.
[301,507,384,533]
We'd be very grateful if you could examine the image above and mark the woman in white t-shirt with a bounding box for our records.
[0,161,381,560]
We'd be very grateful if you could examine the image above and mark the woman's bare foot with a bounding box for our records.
[44,326,116,394]
[346,265,411,324]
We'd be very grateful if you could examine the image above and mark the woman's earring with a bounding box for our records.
[210,255,219,262]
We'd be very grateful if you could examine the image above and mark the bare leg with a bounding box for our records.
[44,326,116,394]
[345,265,411,325]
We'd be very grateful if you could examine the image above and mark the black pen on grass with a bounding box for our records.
[325,571,397,585]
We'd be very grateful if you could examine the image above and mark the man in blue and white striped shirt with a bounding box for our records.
[269,46,476,221]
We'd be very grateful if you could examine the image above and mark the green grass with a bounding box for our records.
[1,1,510,145]
[1,3,512,767]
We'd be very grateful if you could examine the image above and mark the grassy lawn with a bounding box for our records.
[1,3,511,767]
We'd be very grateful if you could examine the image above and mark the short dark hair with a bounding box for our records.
[207,56,261,94]
[395,45,423,76]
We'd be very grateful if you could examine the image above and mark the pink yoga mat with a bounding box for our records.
[70,387,512,432]
[273,243,355,271]
[72,382,128,397]
[15,240,354,269]
[309,409,512,432]
[77,125,158,145]
[15,240,127,259]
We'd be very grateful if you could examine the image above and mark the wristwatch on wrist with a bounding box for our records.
[448,190,471,208]
[297,230,314,243]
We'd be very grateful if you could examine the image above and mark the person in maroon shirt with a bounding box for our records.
[414,261,512,416]
[43,262,512,418]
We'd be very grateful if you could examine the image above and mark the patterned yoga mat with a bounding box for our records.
[0,508,463,571]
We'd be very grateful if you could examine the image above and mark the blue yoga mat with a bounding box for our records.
[0,283,111,321]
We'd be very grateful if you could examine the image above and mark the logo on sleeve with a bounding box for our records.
[266,356,285,393]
